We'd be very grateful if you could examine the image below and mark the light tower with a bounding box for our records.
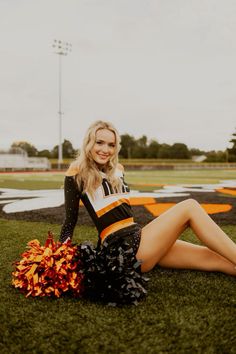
[52,39,72,169]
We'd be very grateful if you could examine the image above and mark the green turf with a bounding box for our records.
[1,219,236,353]
[0,169,236,190]
[126,169,236,186]
[0,172,65,190]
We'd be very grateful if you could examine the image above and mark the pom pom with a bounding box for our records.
[12,231,84,298]
[12,228,149,305]
[78,238,149,306]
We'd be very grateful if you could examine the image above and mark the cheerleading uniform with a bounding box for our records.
[60,167,139,245]
[13,166,148,305]
[60,166,148,305]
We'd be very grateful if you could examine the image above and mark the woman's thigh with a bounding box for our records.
[136,200,192,271]
[158,239,236,275]
[158,240,211,270]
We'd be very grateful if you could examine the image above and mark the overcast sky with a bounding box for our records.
[1,0,236,152]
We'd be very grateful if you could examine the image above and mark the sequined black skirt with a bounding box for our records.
[78,223,149,306]
[102,223,142,256]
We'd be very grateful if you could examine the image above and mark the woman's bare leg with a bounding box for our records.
[136,198,236,273]
[158,240,236,276]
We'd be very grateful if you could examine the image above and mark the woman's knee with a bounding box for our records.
[183,198,199,207]
[181,198,200,213]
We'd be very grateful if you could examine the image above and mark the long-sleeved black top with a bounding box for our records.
[60,168,134,243]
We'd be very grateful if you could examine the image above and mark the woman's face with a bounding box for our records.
[90,128,116,167]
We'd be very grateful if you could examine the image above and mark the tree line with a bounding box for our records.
[10,140,77,159]
[9,129,236,162]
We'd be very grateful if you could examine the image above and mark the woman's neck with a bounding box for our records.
[95,163,107,172]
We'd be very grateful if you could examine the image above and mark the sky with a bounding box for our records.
[1,0,236,152]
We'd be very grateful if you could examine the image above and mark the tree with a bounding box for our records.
[119,134,136,158]
[205,150,227,162]
[132,135,148,158]
[11,141,38,156]
[38,149,51,158]
[62,139,77,158]
[189,148,206,157]
[170,143,190,159]
[146,139,160,158]
[227,129,236,162]
[158,144,172,158]
[51,139,77,159]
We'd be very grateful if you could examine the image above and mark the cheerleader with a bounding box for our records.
[58,120,236,304]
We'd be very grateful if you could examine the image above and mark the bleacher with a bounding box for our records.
[0,148,51,170]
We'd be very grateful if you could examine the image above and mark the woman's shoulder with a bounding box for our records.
[117,163,124,172]
[115,163,124,177]
[65,161,80,177]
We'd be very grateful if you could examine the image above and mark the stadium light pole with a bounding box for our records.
[52,39,72,169]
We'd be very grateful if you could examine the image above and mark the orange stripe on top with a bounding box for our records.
[100,217,135,242]
[130,197,156,206]
[96,198,130,218]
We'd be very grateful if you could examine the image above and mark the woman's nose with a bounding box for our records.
[101,144,109,153]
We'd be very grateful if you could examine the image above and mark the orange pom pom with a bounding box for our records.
[12,232,84,298]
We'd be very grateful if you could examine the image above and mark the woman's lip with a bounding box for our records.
[98,154,109,158]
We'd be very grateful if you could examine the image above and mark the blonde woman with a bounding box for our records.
[60,120,236,304]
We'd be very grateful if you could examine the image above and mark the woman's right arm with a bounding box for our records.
[59,175,81,243]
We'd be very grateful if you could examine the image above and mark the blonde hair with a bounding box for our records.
[70,120,122,196]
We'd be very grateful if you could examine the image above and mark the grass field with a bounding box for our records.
[1,169,236,190]
[1,219,236,353]
[1,170,236,353]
